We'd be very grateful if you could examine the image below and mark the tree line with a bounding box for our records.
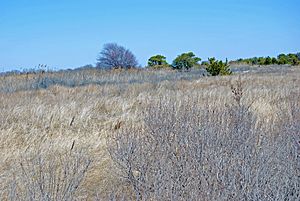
[96,43,231,75]
[230,53,300,66]
[96,43,300,76]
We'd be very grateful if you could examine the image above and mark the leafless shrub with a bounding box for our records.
[5,148,92,201]
[108,85,300,200]
[230,76,243,106]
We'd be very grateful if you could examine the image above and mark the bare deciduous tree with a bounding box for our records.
[96,43,138,69]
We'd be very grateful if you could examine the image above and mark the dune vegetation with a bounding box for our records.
[0,66,299,200]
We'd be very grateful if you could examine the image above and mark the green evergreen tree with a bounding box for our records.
[264,56,272,65]
[206,57,232,76]
[172,52,201,70]
[257,57,266,65]
[277,54,289,65]
[287,54,300,65]
[271,57,278,64]
[148,55,168,67]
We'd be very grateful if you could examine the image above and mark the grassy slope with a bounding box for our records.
[0,66,299,200]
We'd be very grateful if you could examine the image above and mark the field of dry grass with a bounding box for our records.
[0,66,299,200]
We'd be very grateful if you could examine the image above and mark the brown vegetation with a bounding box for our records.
[0,66,299,200]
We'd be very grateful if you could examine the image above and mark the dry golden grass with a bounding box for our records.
[0,66,299,200]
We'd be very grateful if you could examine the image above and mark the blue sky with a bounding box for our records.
[0,0,299,71]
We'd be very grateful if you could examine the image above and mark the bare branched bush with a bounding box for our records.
[108,87,300,200]
[230,76,243,106]
[4,148,92,201]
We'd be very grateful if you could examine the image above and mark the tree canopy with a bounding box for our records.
[230,53,300,66]
[148,55,168,67]
[96,43,138,69]
[172,52,201,70]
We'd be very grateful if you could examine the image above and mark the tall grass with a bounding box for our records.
[0,66,299,200]
[0,65,295,93]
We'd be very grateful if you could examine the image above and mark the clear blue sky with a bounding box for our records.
[0,0,299,71]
